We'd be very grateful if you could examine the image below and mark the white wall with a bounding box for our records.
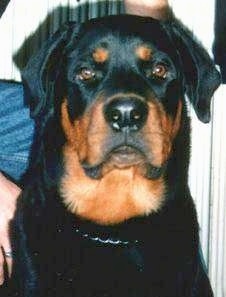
[170,1,225,296]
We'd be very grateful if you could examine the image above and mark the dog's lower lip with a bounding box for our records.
[108,146,145,167]
[112,146,140,155]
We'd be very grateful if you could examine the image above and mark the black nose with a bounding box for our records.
[104,97,148,132]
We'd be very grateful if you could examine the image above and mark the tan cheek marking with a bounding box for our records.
[136,45,152,61]
[144,100,182,167]
[61,98,109,165]
[61,99,90,161]
[171,100,182,138]
[61,100,77,146]
[84,100,109,165]
[144,101,170,167]
[60,145,165,225]
[93,48,109,63]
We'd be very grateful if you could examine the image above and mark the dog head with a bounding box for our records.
[23,15,220,225]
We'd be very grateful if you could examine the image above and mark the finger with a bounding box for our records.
[0,249,5,285]
[4,252,13,277]
[1,227,13,278]
[2,240,13,278]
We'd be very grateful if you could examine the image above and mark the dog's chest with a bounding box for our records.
[27,199,195,297]
[40,237,148,297]
[37,218,185,297]
[74,243,145,292]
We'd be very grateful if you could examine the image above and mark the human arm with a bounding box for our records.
[0,172,21,285]
[124,0,170,20]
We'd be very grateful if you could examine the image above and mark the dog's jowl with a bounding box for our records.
[6,15,220,297]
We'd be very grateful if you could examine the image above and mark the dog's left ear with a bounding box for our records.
[22,22,81,118]
[164,19,221,123]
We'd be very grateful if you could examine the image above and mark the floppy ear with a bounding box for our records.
[164,19,221,123]
[22,22,81,118]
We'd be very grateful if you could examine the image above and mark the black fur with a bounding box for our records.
[5,15,221,297]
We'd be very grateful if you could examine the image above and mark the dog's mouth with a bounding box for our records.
[82,145,165,180]
[107,145,145,167]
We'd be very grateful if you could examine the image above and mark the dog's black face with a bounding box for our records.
[23,15,220,225]
[65,17,182,179]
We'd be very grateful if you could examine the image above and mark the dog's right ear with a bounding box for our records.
[22,22,81,118]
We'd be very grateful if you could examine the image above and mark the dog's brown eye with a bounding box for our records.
[77,68,95,81]
[152,64,167,79]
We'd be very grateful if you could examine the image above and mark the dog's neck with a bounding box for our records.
[60,145,165,226]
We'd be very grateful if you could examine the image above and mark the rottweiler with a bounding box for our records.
[8,15,221,297]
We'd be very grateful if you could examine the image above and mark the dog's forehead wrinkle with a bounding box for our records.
[77,26,157,57]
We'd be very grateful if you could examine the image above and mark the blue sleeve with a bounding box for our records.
[0,81,35,182]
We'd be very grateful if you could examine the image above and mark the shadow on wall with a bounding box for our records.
[13,0,124,71]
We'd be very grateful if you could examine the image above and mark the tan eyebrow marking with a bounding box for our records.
[136,45,152,61]
[92,47,109,63]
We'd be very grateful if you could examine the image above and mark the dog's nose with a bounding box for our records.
[104,97,148,132]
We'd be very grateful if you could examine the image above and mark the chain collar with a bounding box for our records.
[74,227,139,246]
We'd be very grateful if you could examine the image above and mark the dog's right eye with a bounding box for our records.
[152,64,168,79]
[76,68,96,82]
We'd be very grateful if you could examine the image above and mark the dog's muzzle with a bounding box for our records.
[82,96,165,179]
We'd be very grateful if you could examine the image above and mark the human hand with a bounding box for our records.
[124,0,170,20]
[0,173,21,285]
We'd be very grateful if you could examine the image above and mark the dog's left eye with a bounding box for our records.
[76,68,96,81]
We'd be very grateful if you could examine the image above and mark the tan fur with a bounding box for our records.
[93,47,109,63]
[172,100,182,138]
[136,45,152,61]
[60,145,165,225]
[61,98,108,164]
[61,100,77,147]
[143,100,182,167]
